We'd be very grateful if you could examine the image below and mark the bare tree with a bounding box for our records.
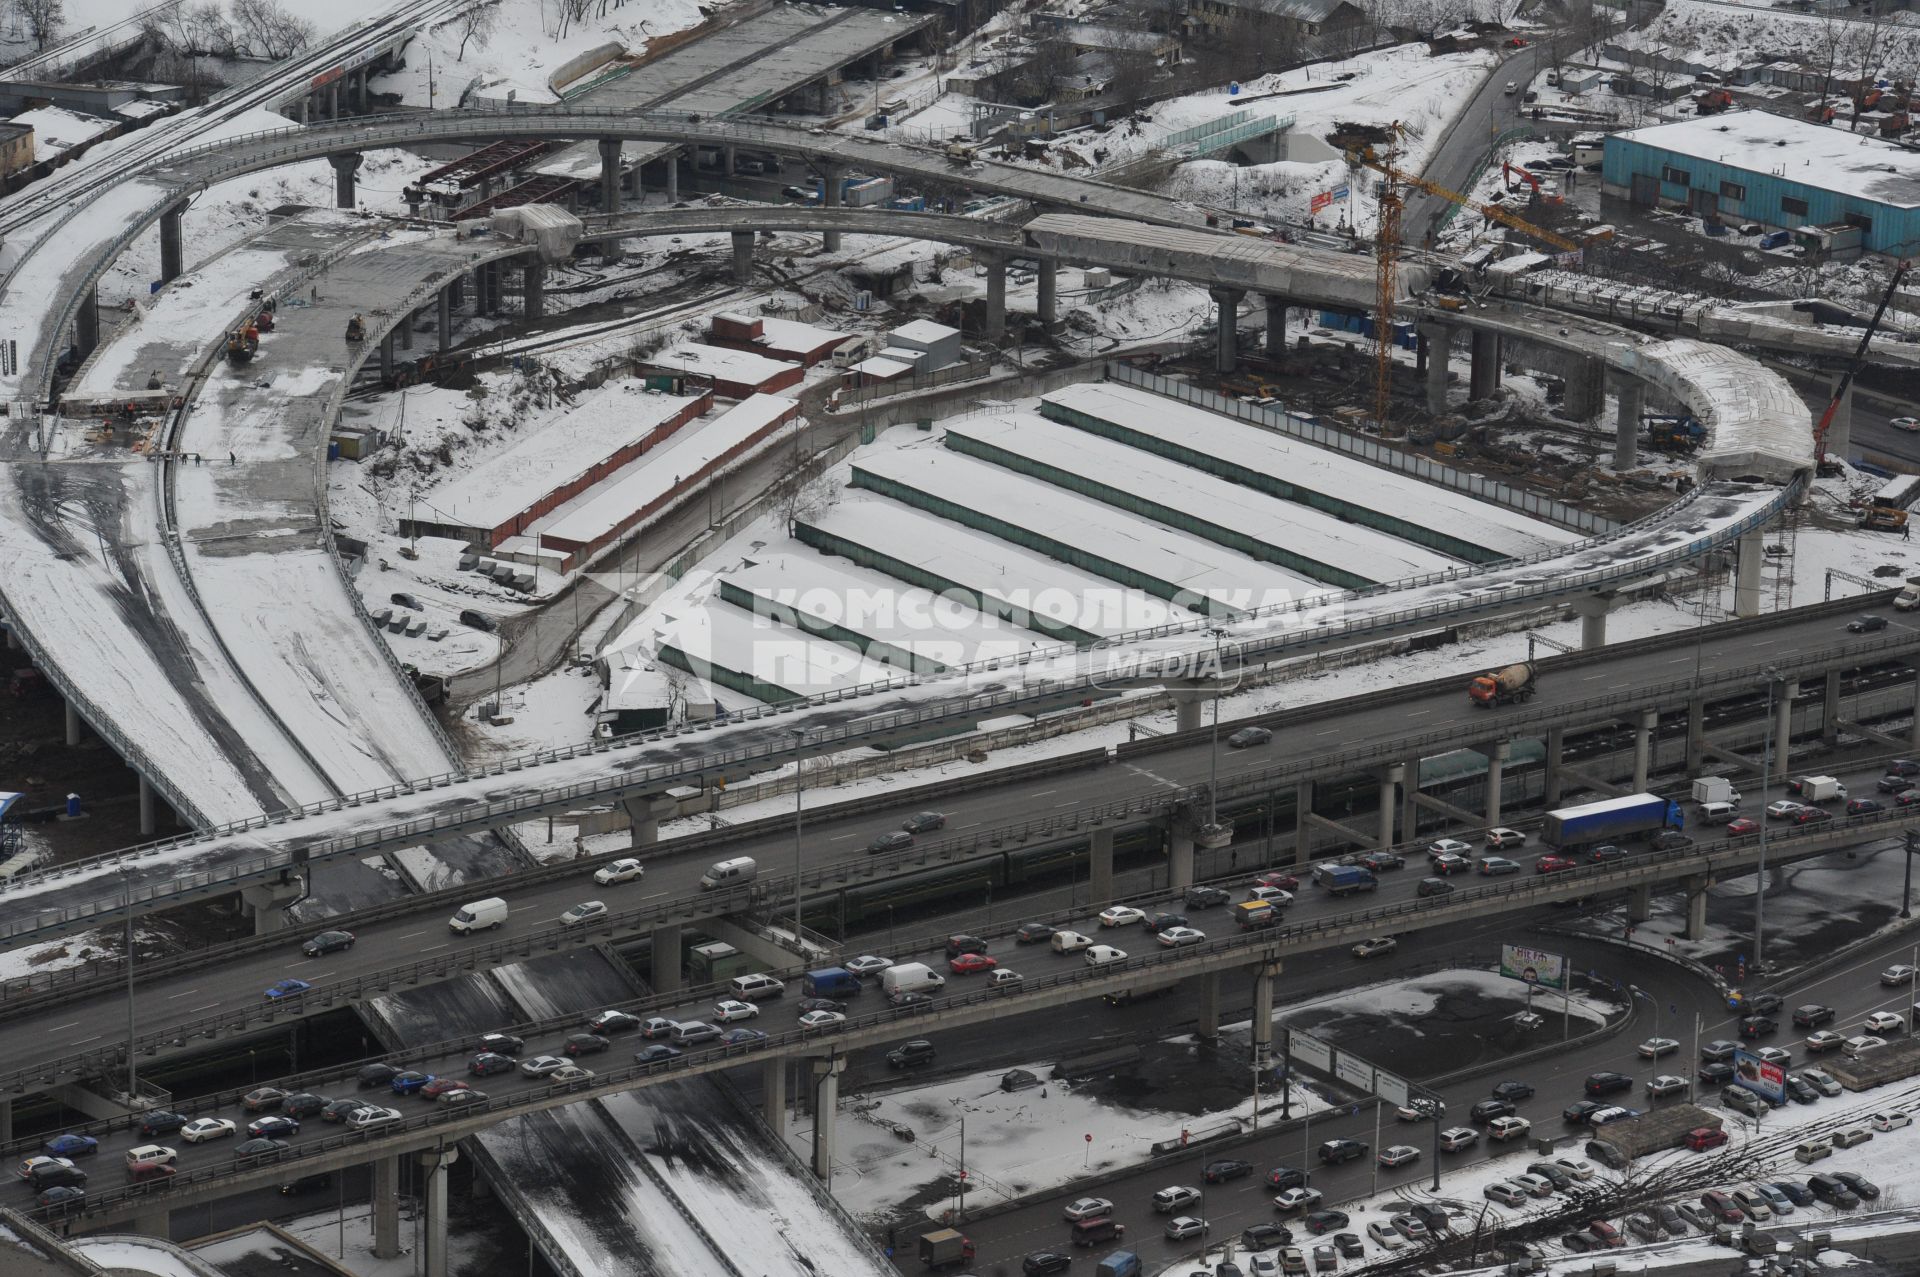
[453,0,498,61]
[11,0,63,51]
[229,0,311,58]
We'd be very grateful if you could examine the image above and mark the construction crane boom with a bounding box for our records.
[1349,148,1584,254]
[1814,259,1911,469]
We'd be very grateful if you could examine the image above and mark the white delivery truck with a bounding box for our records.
[1691,777,1741,805]
[881,962,946,1000]
[1796,775,1848,804]
[449,897,508,933]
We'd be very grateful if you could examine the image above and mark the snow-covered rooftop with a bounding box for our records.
[1612,111,1920,208]
[656,342,798,386]
[890,319,959,344]
[11,104,116,161]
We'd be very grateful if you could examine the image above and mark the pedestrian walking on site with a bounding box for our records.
[228,451,236,466]
[1906,523,1912,541]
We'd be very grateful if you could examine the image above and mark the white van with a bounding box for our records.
[880,961,946,999]
[730,972,784,1001]
[450,897,509,934]
[1699,801,1740,825]
[700,857,757,890]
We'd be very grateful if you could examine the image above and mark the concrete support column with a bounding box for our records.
[984,254,1007,342]
[1572,594,1611,649]
[241,880,300,934]
[598,138,622,215]
[379,331,394,383]
[1196,970,1222,1039]
[665,150,679,202]
[419,1146,458,1277]
[1910,671,1920,749]
[327,80,338,121]
[524,262,545,320]
[1089,827,1115,906]
[1632,709,1657,793]
[1212,288,1243,373]
[296,95,309,124]
[75,286,99,356]
[723,144,737,177]
[437,285,452,353]
[1250,961,1281,1061]
[137,773,155,836]
[1683,877,1710,941]
[356,67,369,112]
[65,699,82,747]
[0,1097,13,1143]
[399,311,414,350]
[1265,294,1286,358]
[1398,756,1420,844]
[1563,357,1603,421]
[762,1061,788,1141]
[1483,740,1510,826]
[821,164,843,252]
[1734,528,1764,619]
[1821,670,1841,744]
[1686,697,1706,773]
[1828,373,1854,462]
[809,1056,845,1179]
[1772,681,1795,781]
[1545,727,1565,806]
[1468,329,1500,401]
[731,230,754,285]
[329,153,359,209]
[1376,764,1401,849]
[1614,377,1644,471]
[1168,824,1195,891]
[651,923,683,993]
[1293,779,1313,863]
[1421,324,1451,414]
[372,1155,400,1258]
[1038,258,1057,328]
[1627,883,1653,923]
[1172,687,1206,734]
[159,204,185,283]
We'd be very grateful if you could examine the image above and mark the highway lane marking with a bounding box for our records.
[398,930,426,939]
[47,1021,79,1032]
[830,833,859,841]
[1317,728,1339,736]
[69,1036,100,1046]
[190,1003,219,1013]
[420,943,450,953]
[1407,709,1430,717]
[1032,789,1057,797]
[640,891,668,900]
[166,989,199,999]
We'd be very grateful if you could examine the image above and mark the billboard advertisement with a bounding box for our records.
[1499,943,1568,992]
[1732,1049,1786,1105]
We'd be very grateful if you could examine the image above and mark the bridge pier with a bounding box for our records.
[437,284,452,352]
[241,878,302,934]
[1544,727,1564,806]
[355,66,370,113]
[327,80,338,121]
[372,1155,400,1258]
[1627,883,1653,924]
[762,1059,788,1140]
[1686,697,1706,773]
[420,1146,458,1277]
[65,699,82,746]
[1563,357,1603,421]
[159,202,185,284]
[598,138,622,215]
[76,286,100,357]
[821,164,843,252]
[1821,669,1841,744]
[1481,741,1510,825]
[984,254,1007,342]
[1168,823,1195,890]
[1171,686,1207,734]
[1827,372,1853,461]
[1250,960,1281,1061]
[1089,826,1115,906]
[1734,528,1764,619]
[1398,754,1420,844]
[329,153,360,209]
[379,330,395,383]
[1910,673,1920,750]
[1771,679,1796,781]
[1376,764,1401,849]
[524,262,545,320]
[1571,593,1613,649]
[1196,970,1221,1040]
[1613,377,1643,470]
[1265,295,1287,358]
[731,230,754,285]
[1211,287,1243,373]
[1293,779,1313,863]
[1468,329,1500,400]
[623,794,674,847]
[295,95,308,124]
[1632,710,1657,793]
[0,1097,13,1143]
[809,1056,845,1179]
[650,923,683,993]
[665,149,679,202]
[1683,876,1711,941]
[1420,323,1452,414]
[137,772,156,836]
[399,308,414,350]
[1037,258,1057,329]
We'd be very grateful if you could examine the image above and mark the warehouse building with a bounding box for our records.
[1602,111,1920,256]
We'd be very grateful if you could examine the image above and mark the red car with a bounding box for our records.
[1726,817,1761,835]
[1685,1127,1728,1152]
[1254,872,1299,891]
[1587,1220,1624,1248]
[1794,806,1831,825]
[948,953,999,975]
[421,1077,471,1100]
[1535,855,1575,874]
[1505,36,1528,46]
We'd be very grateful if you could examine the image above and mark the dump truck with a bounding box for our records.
[1541,793,1675,849]
[918,1229,975,1269]
[1644,414,1706,453]
[1313,864,1379,896]
[1468,662,1536,707]
[1861,475,1920,531]
[1587,1104,1722,1169]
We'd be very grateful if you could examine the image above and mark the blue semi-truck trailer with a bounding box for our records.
[1541,793,1680,848]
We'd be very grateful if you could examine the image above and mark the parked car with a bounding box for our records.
[301,930,355,957]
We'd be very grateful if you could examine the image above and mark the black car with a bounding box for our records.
[1409,1202,1451,1233]
[1242,1224,1291,1249]
[1698,1061,1736,1085]
[37,1186,84,1211]
[247,1115,300,1139]
[1792,1004,1835,1029]
[1490,1080,1534,1102]
[29,1164,85,1191]
[1561,1232,1595,1254]
[1144,913,1190,934]
[1359,850,1404,872]
[1022,1253,1073,1276]
[1849,614,1890,633]
[1266,1165,1308,1190]
[1783,1075,1819,1105]
[1833,1171,1880,1201]
[945,934,989,957]
[1769,1180,1817,1207]
[1739,1016,1777,1038]
[470,1052,517,1077]
[1808,1174,1861,1209]
[323,1099,374,1123]
[1228,727,1272,748]
[1649,831,1695,851]
[796,997,843,1015]
[1589,844,1626,863]
[1317,1140,1367,1165]
[279,1173,333,1195]
[1184,885,1232,909]
[138,1111,189,1137]
[1584,1072,1633,1097]
[1563,1100,1604,1124]
[1016,922,1056,943]
[563,1033,611,1057]
[1416,877,1453,897]
[1469,1099,1515,1123]
[1303,1210,1349,1235]
[479,1033,525,1056]
[235,1138,291,1163]
[1205,1158,1254,1183]
[867,830,914,854]
[281,1093,329,1118]
[588,1010,642,1035]
[357,1063,399,1089]
[887,1040,935,1069]
[1332,1233,1365,1259]
[901,811,947,834]
[302,929,355,957]
[1744,993,1784,1015]
[635,1045,681,1063]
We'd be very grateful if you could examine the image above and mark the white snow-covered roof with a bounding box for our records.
[755,315,849,352]
[656,342,797,386]
[10,105,116,161]
[890,319,959,344]
[851,356,912,378]
[1611,111,1920,208]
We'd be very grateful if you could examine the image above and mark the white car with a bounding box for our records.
[1895,417,1920,432]
[1510,1172,1554,1198]
[1428,839,1474,857]
[712,1000,760,1023]
[1844,1035,1888,1058]
[1249,1255,1282,1277]
[1485,827,1527,848]
[1352,937,1397,959]
[560,900,608,926]
[1439,1126,1479,1152]
[1051,930,1093,953]
[1485,1181,1528,1207]
[798,1009,846,1033]
[987,969,1024,989]
[1549,1156,1595,1181]
[1085,944,1128,967]
[1164,1216,1209,1240]
[1157,926,1206,948]
[181,1118,236,1144]
[1637,1037,1680,1058]
[592,858,644,885]
[1272,1187,1323,1212]
[125,1145,176,1166]
[1864,1011,1906,1035]
[1063,1197,1113,1221]
[1765,799,1805,819]
[845,955,892,977]
[1366,1220,1405,1250]
[1153,1185,1202,1213]
[520,1055,567,1077]
[550,1064,594,1083]
[347,1106,402,1131]
[1801,1069,1843,1097]
[1099,906,1146,927]
[1489,1116,1532,1142]
[1870,1110,1914,1131]
[1247,886,1293,906]
[1377,1144,1421,1168]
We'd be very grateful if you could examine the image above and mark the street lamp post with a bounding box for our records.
[1756,670,1779,972]
[122,868,136,1100]
[1903,831,1918,919]
[791,729,806,941]
[1631,985,1657,1091]
[1206,628,1227,828]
